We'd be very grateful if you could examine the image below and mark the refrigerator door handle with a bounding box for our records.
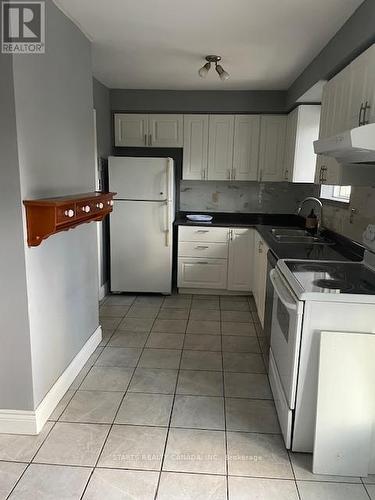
[165,201,171,247]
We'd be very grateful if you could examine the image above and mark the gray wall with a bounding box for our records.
[12,0,99,407]
[110,89,286,113]
[93,78,112,159]
[287,0,375,107]
[180,181,318,214]
[0,52,34,410]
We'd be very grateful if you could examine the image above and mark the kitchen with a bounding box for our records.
[1,0,375,499]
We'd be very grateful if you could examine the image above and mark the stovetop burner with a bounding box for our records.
[284,260,375,295]
[313,279,353,292]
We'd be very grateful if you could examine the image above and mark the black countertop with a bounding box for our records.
[175,212,364,262]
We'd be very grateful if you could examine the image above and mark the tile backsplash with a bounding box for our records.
[322,186,375,244]
[180,181,319,214]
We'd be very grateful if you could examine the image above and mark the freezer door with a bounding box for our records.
[110,200,173,293]
[109,156,173,201]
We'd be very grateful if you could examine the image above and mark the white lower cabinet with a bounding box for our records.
[228,228,254,291]
[178,258,228,289]
[178,226,255,293]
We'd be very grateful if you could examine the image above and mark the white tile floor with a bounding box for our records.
[0,293,373,499]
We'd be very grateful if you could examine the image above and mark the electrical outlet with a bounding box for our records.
[363,224,375,251]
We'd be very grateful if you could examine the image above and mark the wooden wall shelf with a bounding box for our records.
[23,192,116,247]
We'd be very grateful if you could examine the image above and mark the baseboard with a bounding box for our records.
[178,288,252,296]
[0,325,102,435]
[99,282,108,301]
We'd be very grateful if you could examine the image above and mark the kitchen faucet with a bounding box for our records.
[296,197,323,233]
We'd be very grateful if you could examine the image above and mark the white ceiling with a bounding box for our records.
[54,0,363,90]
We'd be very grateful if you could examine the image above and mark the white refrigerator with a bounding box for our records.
[109,156,175,294]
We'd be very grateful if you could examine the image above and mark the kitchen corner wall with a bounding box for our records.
[180,181,319,214]
[1,0,99,412]
[322,186,375,243]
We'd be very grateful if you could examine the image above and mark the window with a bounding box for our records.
[320,185,351,204]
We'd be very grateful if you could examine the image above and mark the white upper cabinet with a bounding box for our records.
[283,105,321,183]
[258,115,287,182]
[183,115,209,180]
[114,113,183,147]
[114,114,149,147]
[149,114,183,147]
[208,115,235,180]
[347,44,375,128]
[227,228,254,291]
[232,115,260,181]
[314,44,375,185]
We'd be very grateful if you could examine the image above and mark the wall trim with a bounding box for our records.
[0,325,102,435]
[99,282,108,301]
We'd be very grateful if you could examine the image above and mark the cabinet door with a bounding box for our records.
[207,115,235,180]
[114,114,148,147]
[258,116,287,182]
[253,231,269,327]
[228,228,254,291]
[232,115,260,180]
[183,115,209,180]
[149,114,183,147]
[283,108,298,182]
[178,258,228,289]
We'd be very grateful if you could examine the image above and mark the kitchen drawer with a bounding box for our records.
[178,257,228,289]
[178,241,228,259]
[56,203,76,224]
[179,226,229,242]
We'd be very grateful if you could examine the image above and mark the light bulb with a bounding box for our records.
[216,64,230,81]
[198,62,211,78]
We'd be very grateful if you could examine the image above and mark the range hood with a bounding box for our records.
[314,123,375,164]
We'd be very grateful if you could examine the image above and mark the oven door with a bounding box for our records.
[270,269,304,409]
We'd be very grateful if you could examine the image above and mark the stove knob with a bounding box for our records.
[96,202,104,209]
[82,205,91,213]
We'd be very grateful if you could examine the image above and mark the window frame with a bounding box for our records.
[320,184,351,205]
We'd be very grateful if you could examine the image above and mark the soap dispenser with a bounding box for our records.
[305,208,318,235]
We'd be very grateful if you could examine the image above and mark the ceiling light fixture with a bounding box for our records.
[198,55,230,81]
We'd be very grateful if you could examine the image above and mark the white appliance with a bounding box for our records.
[269,251,375,452]
[109,156,174,294]
[314,122,375,164]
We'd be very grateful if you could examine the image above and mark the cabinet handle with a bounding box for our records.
[197,261,208,264]
[227,169,231,180]
[64,209,74,218]
[320,165,327,183]
[232,169,236,180]
[359,103,365,126]
[196,230,209,233]
[195,245,209,249]
[201,169,206,180]
[259,169,263,182]
[144,134,147,146]
[258,241,263,253]
[149,134,152,146]
[229,229,233,241]
[284,169,289,181]
[364,101,371,125]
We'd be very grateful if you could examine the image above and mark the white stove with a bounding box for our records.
[268,244,375,453]
[277,252,375,303]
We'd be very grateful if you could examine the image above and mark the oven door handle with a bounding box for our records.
[270,269,297,311]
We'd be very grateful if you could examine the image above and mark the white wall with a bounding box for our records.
[12,0,99,406]
[0,52,34,410]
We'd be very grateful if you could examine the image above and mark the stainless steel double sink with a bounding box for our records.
[270,228,333,245]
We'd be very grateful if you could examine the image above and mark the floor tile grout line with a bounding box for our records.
[152,296,191,500]
[220,311,230,500]
[79,294,163,500]
[5,419,59,499]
